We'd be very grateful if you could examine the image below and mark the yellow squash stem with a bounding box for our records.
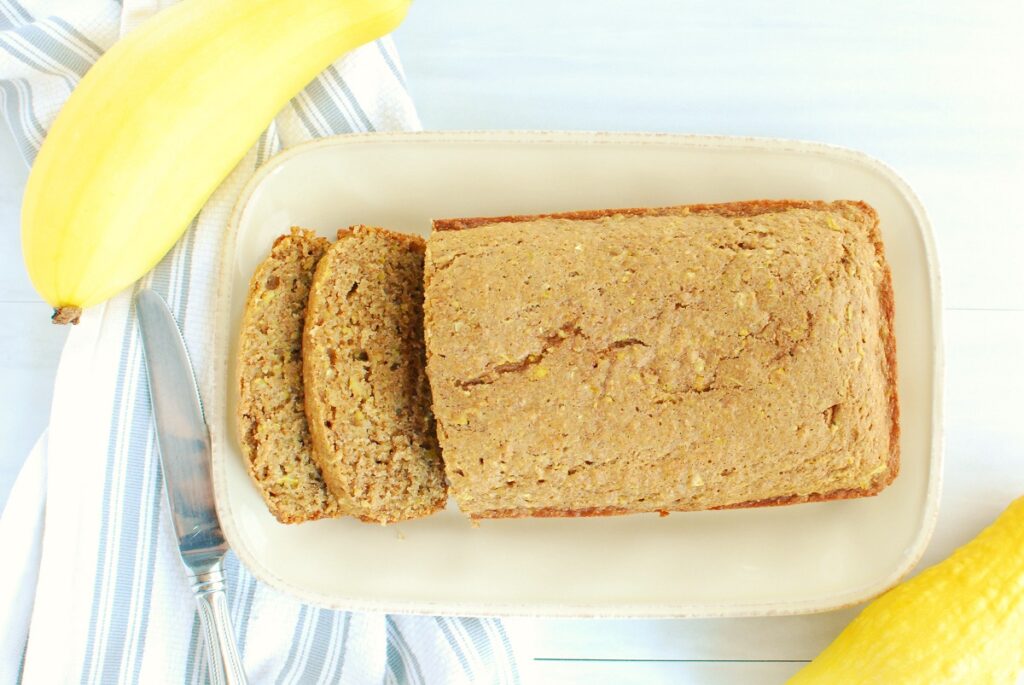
[789,496,1024,684]
[21,0,410,323]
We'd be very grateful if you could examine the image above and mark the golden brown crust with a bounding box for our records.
[433,199,849,232]
[432,199,900,519]
[436,198,901,494]
[336,225,428,253]
[469,486,890,520]
[301,256,340,503]
[864,204,901,490]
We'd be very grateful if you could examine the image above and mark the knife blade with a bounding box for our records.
[136,288,247,685]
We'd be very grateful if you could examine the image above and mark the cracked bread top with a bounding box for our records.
[424,200,898,519]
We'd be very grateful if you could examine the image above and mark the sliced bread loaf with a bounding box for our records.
[236,227,340,524]
[303,226,446,524]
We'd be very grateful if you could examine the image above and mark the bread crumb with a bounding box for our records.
[236,228,340,524]
[303,226,446,525]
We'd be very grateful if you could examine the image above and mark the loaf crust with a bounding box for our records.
[427,200,898,519]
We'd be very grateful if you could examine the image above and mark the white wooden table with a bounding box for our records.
[3,1,1023,682]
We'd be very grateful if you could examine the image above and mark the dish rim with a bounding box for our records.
[209,130,944,618]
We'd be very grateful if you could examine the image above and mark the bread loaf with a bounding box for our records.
[423,200,899,519]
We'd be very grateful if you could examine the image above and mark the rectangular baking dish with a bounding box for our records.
[210,131,942,618]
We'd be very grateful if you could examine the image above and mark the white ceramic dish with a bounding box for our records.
[211,131,942,618]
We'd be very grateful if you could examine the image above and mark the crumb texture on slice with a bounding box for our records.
[236,227,339,524]
[424,200,898,519]
[303,226,446,524]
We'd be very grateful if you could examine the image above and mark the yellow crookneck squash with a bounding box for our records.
[789,496,1024,684]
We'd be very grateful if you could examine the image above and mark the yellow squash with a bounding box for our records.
[22,0,410,324]
[789,496,1024,684]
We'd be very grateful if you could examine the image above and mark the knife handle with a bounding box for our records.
[191,564,248,685]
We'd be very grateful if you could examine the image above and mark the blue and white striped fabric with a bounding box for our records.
[0,1,520,683]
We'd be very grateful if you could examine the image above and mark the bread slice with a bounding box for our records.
[236,227,340,524]
[424,200,899,519]
[303,226,446,524]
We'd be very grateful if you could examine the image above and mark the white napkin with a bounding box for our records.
[0,1,520,683]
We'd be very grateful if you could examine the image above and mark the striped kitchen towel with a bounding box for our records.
[0,1,520,683]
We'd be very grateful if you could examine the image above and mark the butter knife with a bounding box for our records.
[136,289,247,685]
